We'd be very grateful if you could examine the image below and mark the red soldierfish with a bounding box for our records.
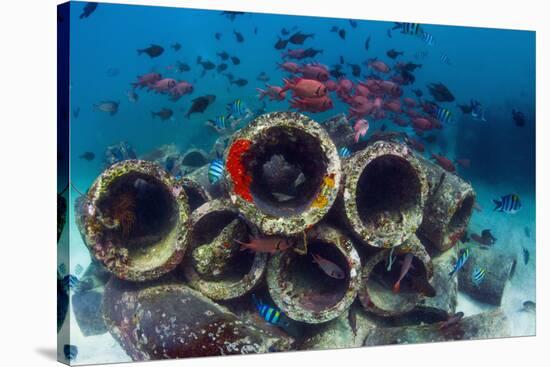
[312,253,345,279]
[431,153,456,173]
[393,253,414,293]
[353,119,369,143]
[235,236,292,254]
[281,78,327,98]
[257,85,286,101]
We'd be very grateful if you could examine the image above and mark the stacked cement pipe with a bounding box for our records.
[74,112,511,360]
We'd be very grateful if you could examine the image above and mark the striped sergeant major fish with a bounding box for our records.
[392,22,423,36]
[339,147,351,158]
[209,115,226,130]
[252,294,287,326]
[440,53,452,65]
[420,32,436,46]
[472,266,486,285]
[493,194,522,214]
[208,158,225,184]
[226,98,248,118]
[434,106,453,124]
[62,274,80,293]
[449,247,471,278]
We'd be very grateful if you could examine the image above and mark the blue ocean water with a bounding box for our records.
[59,1,536,364]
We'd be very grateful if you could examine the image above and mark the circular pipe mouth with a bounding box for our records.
[243,126,328,217]
[356,155,422,230]
[282,241,350,312]
[189,210,254,281]
[182,150,209,167]
[366,254,428,311]
[97,172,178,254]
[267,225,361,324]
[178,178,210,212]
[446,195,475,236]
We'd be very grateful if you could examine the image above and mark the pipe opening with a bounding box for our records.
[356,155,421,228]
[283,241,350,312]
[191,211,254,281]
[181,185,208,211]
[182,151,208,167]
[367,254,428,310]
[97,172,178,252]
[243,126,328,217]
[447,195,475,235]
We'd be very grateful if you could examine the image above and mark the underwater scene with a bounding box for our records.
[57,1,536,365]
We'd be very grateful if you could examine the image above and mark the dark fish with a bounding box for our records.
[151,108,174,121]
[197,56,215,77]
[386,49,404,59]
[512,108,526,127]
[522,247,530,265]
[340,55,345,64]
[288,31,314,45]
[64,344,78,361]
[171,42,181,51]
[234,30,244,43]
[231,56,241,65]
[349,19,358,28]
[79,152,95,161]
[412,89,423,97]
[72,107,80,119]
[274,38,289,50]
[457,102,474,114]
[365,36,371,50]
[217,51,229,60]
[303,48,323,58]
[185,95,216,118]
[427,82,455,102]
[137,44,164,58]
[329,65,346,79]
[338,29,346,40]
[221,11,245,21]
[215,32,222,40]
[79,2,98,19]
[224,72,235,81]
[387,29,392,38]
[281,27,290,35]
[176,61,190,72]
[524,226,531,238]
[254,27,258,35]
[216,63,228,73]
[230,78,248,87]
[348,63,361,77]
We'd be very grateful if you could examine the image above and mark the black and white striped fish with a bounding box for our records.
[472,266,486,285]
[440,53,452,65]
[253,295,287,326]
[415,50,428,59]
[493,194,522,214]
[449,248,470,278]
[420,32,436,45]
[434,106,453,124]
[393,22,423,36]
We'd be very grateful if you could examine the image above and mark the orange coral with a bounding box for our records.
[227,139,253,202]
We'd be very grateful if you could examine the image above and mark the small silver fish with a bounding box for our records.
[312,253,345,279]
